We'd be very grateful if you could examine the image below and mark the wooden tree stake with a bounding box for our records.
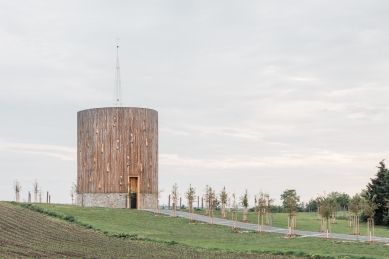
[367,218,375,242]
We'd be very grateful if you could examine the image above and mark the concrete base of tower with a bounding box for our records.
[139,193,158,210]
[76,193,127,208]
[75,193,157,209]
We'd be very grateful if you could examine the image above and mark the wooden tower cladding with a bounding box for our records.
[77,107,158,209]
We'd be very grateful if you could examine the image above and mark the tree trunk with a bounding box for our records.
[243,207,248,221]
[367,218,374,241]
[287,216,294,235]
[172,201,177,217]
[221,203,226,218]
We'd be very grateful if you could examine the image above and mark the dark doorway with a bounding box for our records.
[129,177,138,209]
[130,193,137,209]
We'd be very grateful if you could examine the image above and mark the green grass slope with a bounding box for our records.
[31,203,389,259]
[0,202,293,259]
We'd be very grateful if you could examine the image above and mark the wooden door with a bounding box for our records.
[130,177,137,193]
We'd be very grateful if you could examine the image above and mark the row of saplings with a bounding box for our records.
[162,184,388,241]
[12,179,53,203]
[315,193,381,241]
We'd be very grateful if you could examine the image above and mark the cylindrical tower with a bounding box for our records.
[76,107,158,209]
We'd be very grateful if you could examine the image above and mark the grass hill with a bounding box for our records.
[2,202,389,258]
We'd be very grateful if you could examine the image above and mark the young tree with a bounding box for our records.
[207,186,216,225]
[13,179,22,202]
[363,193,380,241]
[348,193,364,234]
[265,193,275,226]
[33,179,39,203]
[317,193,334,238]
[185,184,196,221]
[366,160,389,225]
[231,192,238,230]
[69,182,77,204]
[256,191,266,232]
[203,185,210,215]
[70,186,74,205]
[156,188,164,214]
[327,195,339,224]
[240,189,249,222]
[171,183,179,217]
[280,189,299,236]
[219,186,228,218]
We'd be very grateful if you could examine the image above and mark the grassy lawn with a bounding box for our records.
[185,209,389,238]
[33,203,389,259]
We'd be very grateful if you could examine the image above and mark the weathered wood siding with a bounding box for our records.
[77,107,158,207]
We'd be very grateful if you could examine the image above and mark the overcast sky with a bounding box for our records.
[1,1,388,206]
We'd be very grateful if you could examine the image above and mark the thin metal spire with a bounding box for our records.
[114,37,122,107]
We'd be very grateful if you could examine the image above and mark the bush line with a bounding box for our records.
[9,202,380,259]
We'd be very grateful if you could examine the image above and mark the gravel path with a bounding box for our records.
[146,209,389,243]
